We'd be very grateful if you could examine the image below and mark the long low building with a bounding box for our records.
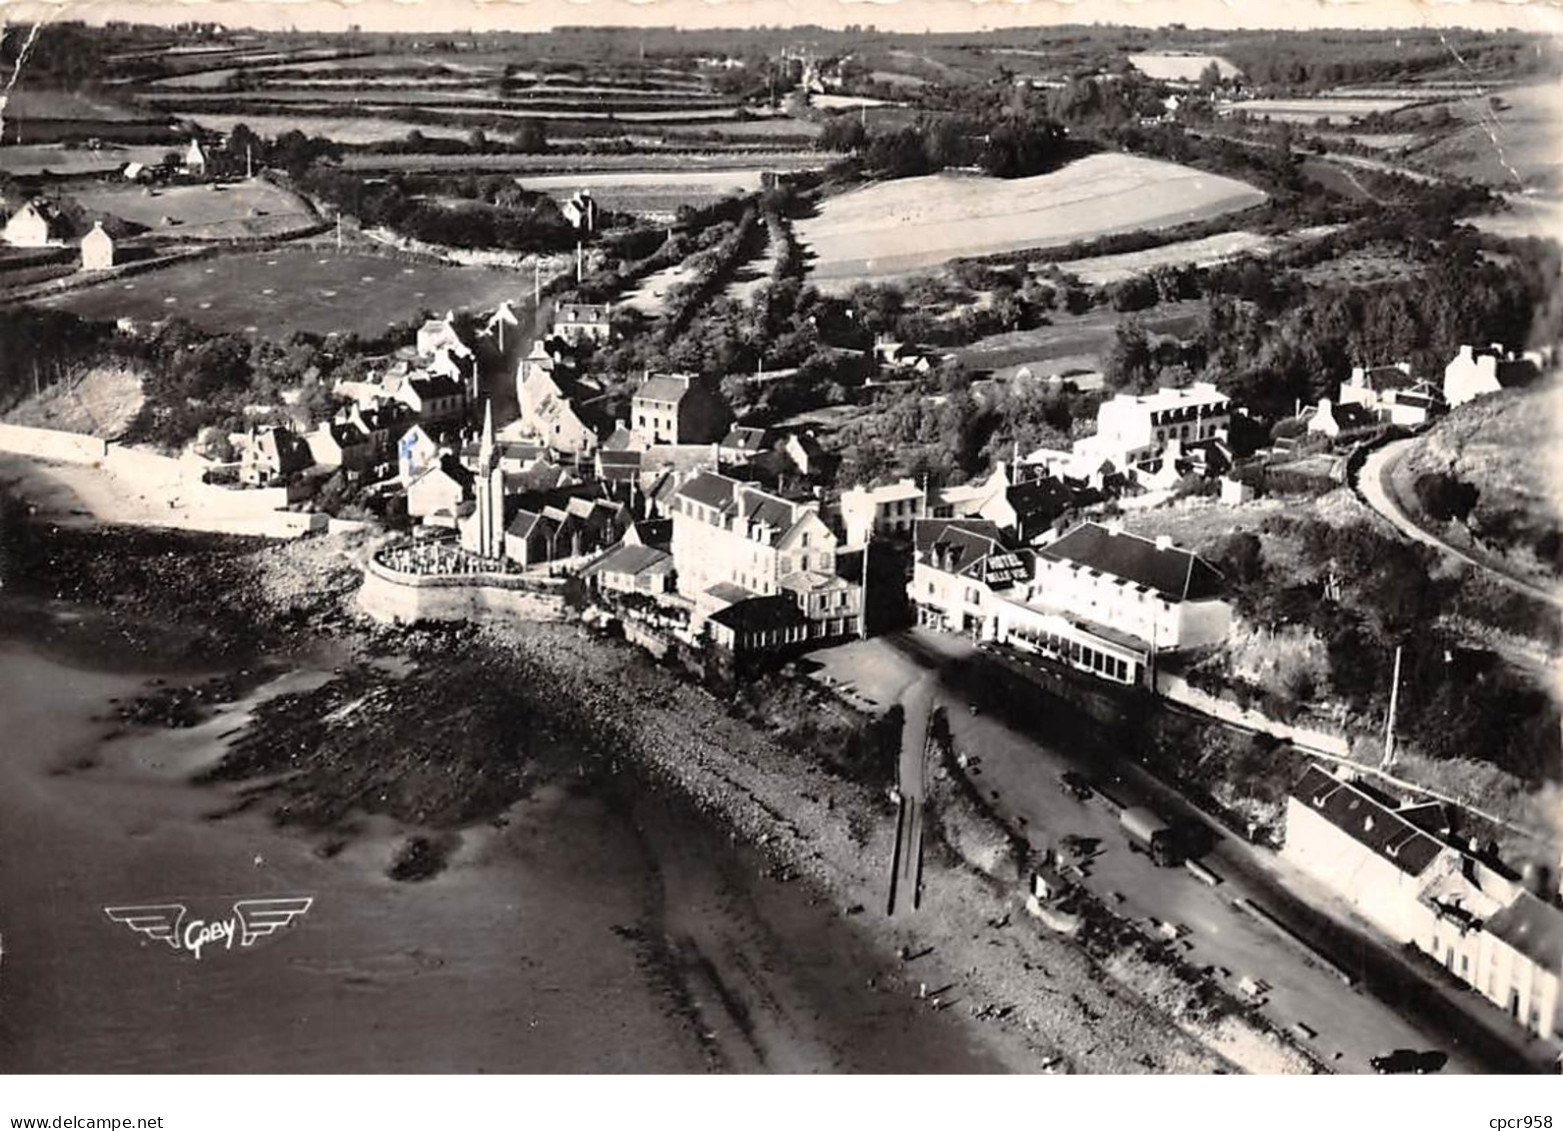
[1285,764,1563,1045]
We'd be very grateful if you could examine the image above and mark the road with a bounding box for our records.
[811,629,1553,1073]
[1356,438,1562,610]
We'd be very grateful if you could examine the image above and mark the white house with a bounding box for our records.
[416,312,473,361]
[182,138,208,177]
[551,303,612,345]
[80,221,116,271]
[670,471,862,642]
[561,191,600,233]
[396,424,440,487]
[2,199,66,248]
[1443,344,1545,408]
[907,518,1028,639]
[1071,381,1230,473]
[990,521,1231,687]
[839,478,927,548]
[1285,764,1563,1043]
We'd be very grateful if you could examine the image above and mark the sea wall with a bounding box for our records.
[357,559,567,626]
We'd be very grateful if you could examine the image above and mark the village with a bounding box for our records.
[2,16,1562,1083]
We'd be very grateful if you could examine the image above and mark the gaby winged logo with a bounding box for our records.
[104,897,314,960]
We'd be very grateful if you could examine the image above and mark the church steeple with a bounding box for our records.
[479,399,496,472]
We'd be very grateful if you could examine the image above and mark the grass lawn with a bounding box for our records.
[68,178,318,240]
[35,247,534,341]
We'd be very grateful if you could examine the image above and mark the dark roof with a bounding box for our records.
[1327,402,1379,431]
[1040,522,1224,602]
[677,471,739,510]
[597,450,642,482]
[407,374,465,400]
[582,543,672,579]
[914,518,1004,556]
[1290,766,1446,878]
[721,425,770,452]
[507,509,543,538]
[636,375,697,404]
[1495,358,1540,388]
[328,421,371,447]
[1007,478,1074,524]
[1363,365,1414,390]
[500,441,544,462]
[1484,891,1563,970]
[915,518,1009,576]
[709,595,807,633]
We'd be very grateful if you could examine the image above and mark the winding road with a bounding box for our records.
[1355,437,1563,611]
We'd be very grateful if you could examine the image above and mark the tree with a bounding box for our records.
[1414,472,1480,524]
[818,115,868,153]
[1198,61,1223,92]
[1102,319,1154,392]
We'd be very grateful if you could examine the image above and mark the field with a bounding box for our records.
[523,169,763,217]
[1224,97,1429,124]
[795,154,1267,292]
[954,299,1209,374]
[1407,80,1563,191]
[1468,193,1563,240]
[184,112,472,144]
[0,144,175,176]
[67,178,318,240]
[342,150,824,174]
[33,248,531,341]
[1128,53,1241,81]
[1057,231,1275,285]
[2,89,147,121]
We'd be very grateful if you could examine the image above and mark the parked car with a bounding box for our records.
[1370,1049,1447,1074]
[1059,771,1093,800]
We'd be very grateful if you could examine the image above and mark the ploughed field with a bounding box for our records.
[34,248,528,340]
[796,153,1267,291]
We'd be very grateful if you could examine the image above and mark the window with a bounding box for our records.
[1461,953,1470,975]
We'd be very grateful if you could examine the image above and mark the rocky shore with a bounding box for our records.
[0,515,1261,1073]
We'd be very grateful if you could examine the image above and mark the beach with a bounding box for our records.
[0,506,1234,1074]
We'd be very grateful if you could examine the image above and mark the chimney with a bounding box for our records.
[1155,535,1173,552]
[1106,520,1124,537]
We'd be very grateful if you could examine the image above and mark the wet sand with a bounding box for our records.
[0,623,1014,1073]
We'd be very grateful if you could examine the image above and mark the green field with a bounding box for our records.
[34,247,533,341]
[68,178,319,240]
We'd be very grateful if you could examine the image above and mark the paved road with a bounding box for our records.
[1356,438,1562,610]
[823,630,1555,1073]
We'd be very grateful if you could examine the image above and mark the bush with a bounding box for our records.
[1414,471,1480,523]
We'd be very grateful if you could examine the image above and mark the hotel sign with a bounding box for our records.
[982,552,1028,589]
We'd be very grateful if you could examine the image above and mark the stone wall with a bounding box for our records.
[1156,671,1350,757]
[357,560,567,625]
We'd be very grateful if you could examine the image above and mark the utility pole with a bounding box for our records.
[1380,643,1404,770]
[533,259,540,306]
[860,537,870,640]
[245,144,253,179]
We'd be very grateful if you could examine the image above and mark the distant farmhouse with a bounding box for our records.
[1443,344,1548,408]
[2,199,68,248]
[80,221,116,272]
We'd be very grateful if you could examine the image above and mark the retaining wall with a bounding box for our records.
[1156,671,1350,757]
[357,560,567,625]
